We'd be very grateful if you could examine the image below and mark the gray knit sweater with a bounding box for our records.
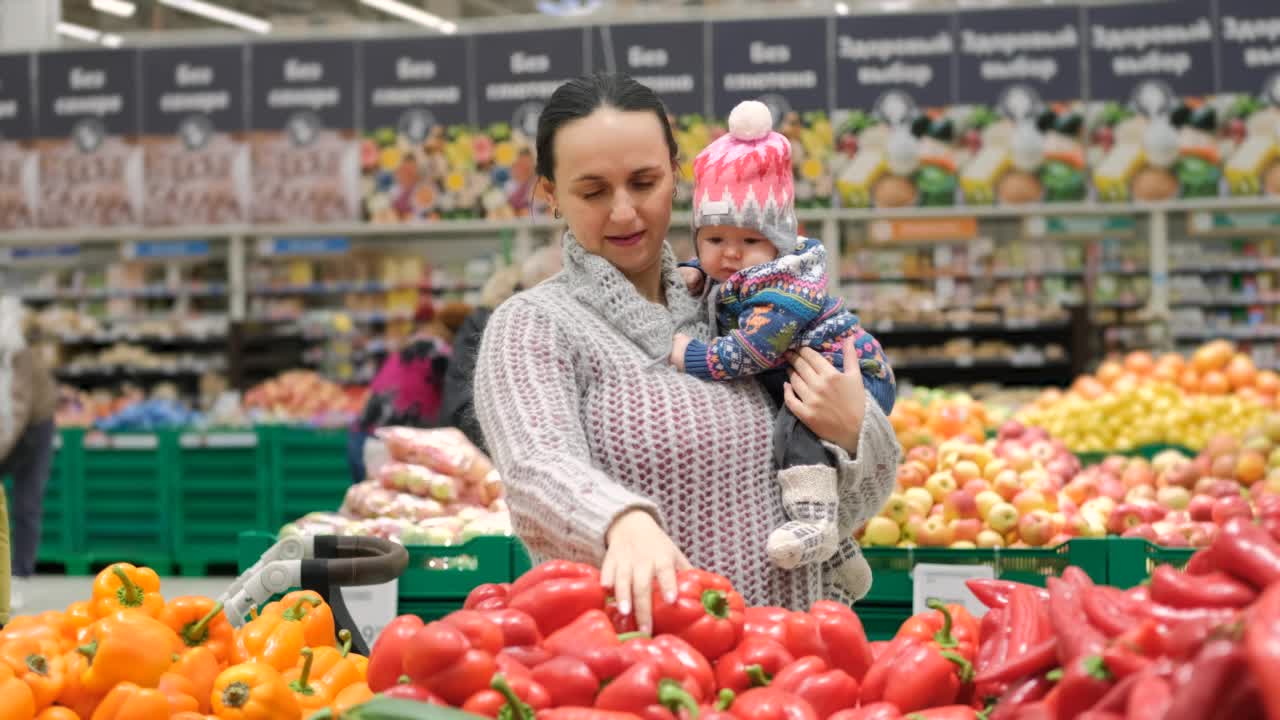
[474,234,901,609]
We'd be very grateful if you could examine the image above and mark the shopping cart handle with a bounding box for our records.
[305,535,409,587]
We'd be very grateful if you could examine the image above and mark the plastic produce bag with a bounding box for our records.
[376,426,495,483]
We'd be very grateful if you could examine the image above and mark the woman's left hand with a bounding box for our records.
[784,337,867,454]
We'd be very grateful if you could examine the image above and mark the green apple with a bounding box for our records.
[863,517,901,547]
[986,502,1020,534]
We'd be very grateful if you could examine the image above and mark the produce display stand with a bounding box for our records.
[1106,537,1196,590]
[1073,442,1198,468]
[236,531,533,621]
[173,429,271,576]
[262,425,353,528]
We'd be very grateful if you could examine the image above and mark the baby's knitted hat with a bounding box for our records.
[692,101,799,256]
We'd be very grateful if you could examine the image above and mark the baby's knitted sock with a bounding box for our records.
[766,464,840,570]
[823,537,872,603]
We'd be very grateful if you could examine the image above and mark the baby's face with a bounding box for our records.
[697,225,778,283]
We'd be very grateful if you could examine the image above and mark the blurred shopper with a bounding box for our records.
[0,296,57,615]
[439,243,562,454]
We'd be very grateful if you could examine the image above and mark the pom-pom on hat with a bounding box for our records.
[692,101,799,256]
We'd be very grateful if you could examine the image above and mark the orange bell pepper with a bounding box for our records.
[0,675,36,720]
[233,593,334,672]
[0,636,67,709]
[171,714,218,720]
[0,621,69,655]
[284,648,335,715]
[89,681,171,720]
[35,707,81,720]
[211,662,301,720]
[2,612,75,653]
[160,598,236,665]
[332,681,373,715]
[77,611,182,694]
[65,601,97,636]
[170,646,222,714]
[56,649,105,719]
[91,563,164,619]
[304,630,364,697]
[155,673,201,715]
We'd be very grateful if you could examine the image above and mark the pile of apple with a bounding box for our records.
[860,421,1082,549]
[889,389,996,452]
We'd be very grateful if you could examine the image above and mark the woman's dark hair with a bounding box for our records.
[535,73,679,182]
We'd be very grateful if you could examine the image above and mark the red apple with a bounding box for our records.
[1122,460,1156,489]
[993,469,1023,501]
[1018,510,1055,546]
[907,446,939,471]
[1098,475,1127,502]
[1013,489,1049,515]
[1163,461,1200,489]
[1102,456,1128,475]
[1029,441,1058,466]
[962,479,990,497]
[1126,486,1157,503]
[1211,454,1238,481]
[917,517,954,547]
[1121,524,1157,542]
[943,490,980,521]
[896,463,927,489]
[950,518,982,543]
[985,502,1020,534]
[1156,486,1191,510]
[926,472,959,502]
[1156,532,1191,548]
[1187,495,1215,522]
[1108,504,1148,535]
[1212,496,1253,525]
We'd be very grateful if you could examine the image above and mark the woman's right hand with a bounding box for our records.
[601,510,693,635]
[678,266,705,296]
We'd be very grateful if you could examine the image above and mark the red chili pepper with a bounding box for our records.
[1081,586,1142,639]
[987,674,1053,720]
[1142,602,1240,628]
[546,610,624,657]
[1149,564,1258,609]
[621,634,715,702]
[1245,583,1280,720]
[1046,578,1106,666]
[727,687,820,720]
[1072,713,1123,720]
[510,561,609,636]
[594,660,701,720]
[1165,637,1248,720]
[743,607,791,646]
[1124,674,1172,720]
[828,702,901,720]
[1210,517,1280,591]
[1053,655,1114,720]
[537,709,646,720]
[860,635,974,713]
[1100,621,1165,680]
[467,583,514,611]
[973,637,1057,687]
[771,656,861,719]
[401,617,499,706]
[974,607,1011,704]
[903,706,978,720]
[650,569,746,663]
[897,599,980,662]
[463,669,553,720]
[715,637,796,694]
[1183,550,1215,576]
[367,615,425,692]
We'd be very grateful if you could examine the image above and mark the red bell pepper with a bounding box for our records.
[367,615,425,692]
[897,599,979,662]
[727,687,820,720]
[715,637,796,694]
[1149,564,1257,609]
[903,706,978,720]
[608,598,640,634]
[770,656,860,719]
[860,635,973,713]
[594,660,701,720]
[510,561,609,636]
[546,610,625,657]
[483,608,544,649]
[1245,583,1280,720]
[538,709,646,720]
[742,607,790,646]
[620,634,715,701]
[533,655,609,709]
[444,609,507,654]
[869,642,890,660]
[401,617,500,706]
[650,569,745,663]
[382,677,446,704]
[803,602,875,682]
[468,583,514,611]
[464,671,552,720]
[828,703,901,720]
[1207,517,1280,591]
[1053,655,1113,720]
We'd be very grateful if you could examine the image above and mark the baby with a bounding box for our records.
[670,101,896,597]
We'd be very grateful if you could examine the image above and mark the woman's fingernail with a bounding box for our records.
[619,601,631,615]
[665,591,678,604]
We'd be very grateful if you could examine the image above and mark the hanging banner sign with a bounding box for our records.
[0,53,36,230]
[362,35,470,131]
[1217,0,1280,95]
[1085,0,1216,101]
[592,22,706,116]
[835,13,955,112]
[474,28,587,137]
[712,17,829,119]
[956,7,1083,105]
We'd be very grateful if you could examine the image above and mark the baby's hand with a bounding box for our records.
[678,266,705,296]
[670,333,692,371]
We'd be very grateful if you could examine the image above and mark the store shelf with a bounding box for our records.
[1173,326,1280,341]
[1170,260,1280,274]
[843,270,1083,283]
[891,356,1071,371]
[1170,296,1280,308]
[19,285,227,301]
[868,321,1070,335]
[57,334,228,345]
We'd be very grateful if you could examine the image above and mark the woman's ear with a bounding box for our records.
[537,177,556,207]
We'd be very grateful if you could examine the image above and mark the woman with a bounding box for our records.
[439,243,563,454]
[474,74,900,633]
[0,296,57,616]
[346,300,471,483]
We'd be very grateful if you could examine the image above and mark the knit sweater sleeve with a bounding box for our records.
[828,395,902,537]
[474,296,665,566]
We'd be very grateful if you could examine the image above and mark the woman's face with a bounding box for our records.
[540,108,676,279]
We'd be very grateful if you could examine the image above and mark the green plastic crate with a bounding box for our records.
[852,604,915,642]
[861,538,1110,606]
[2,429,83,572]
[1106,537,1196,589]
[266,426,352,527]
[79,431,175,572]
[172,429,271,576]
[1075,443,1197,467]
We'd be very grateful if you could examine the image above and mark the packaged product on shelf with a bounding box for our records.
[377,425,495,484]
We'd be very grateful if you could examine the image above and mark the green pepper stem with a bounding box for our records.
[290,648,317,696]
[222,680,251,709]
[491,673,534,720]
[1083,655,1112,681]
[1046,668,1063,682]
[926,598,958,649]
[657,678,699,720]
[715,688,735,711]
[338,629,353,657]
[184,601,224,646]
[112,565,144,608]
[702,589,730,620]
[745,664,771,688]
[76,640,98,663]
[939,650,974,684]
[617,632,651,642]
[397,675,412,685]
[282,597,319,622]
[24,654,49,677]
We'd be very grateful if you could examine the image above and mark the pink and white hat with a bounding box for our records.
[692,100,799,255]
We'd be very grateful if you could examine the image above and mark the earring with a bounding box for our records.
[553,207,562,219]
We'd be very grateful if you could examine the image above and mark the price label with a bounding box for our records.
[912,562,995,617]
[340,579,398,647]
[955,357,975,368]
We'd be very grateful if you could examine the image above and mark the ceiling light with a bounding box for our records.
[101,33,124,47]
[91,0,137,18]
[157,0,271,34]
[834,2,850,14]
[57,21,102,43]
[361,0,457,34]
